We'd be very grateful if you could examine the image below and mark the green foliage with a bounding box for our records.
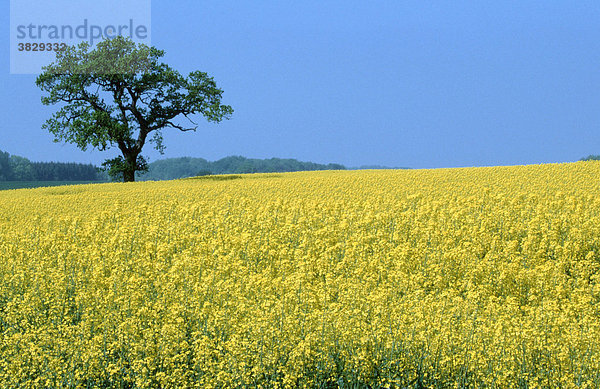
[36,36,233,182]
[137,156,346,181]
[101,155,148,181]
[0,149,344,183]
[10,156,35,181]
[580,155,600,161]
[0,149,103,182]
[0,151,11,180]
[195,169,213,177]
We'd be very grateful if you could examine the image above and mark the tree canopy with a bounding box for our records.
[36,36,233,182]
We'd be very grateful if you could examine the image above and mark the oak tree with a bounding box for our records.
[36,36,233,182]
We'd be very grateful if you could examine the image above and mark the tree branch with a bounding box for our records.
[165,120,197,132]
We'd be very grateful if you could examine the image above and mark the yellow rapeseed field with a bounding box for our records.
[1,162,600,388]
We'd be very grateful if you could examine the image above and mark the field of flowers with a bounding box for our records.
[1,162,600,388]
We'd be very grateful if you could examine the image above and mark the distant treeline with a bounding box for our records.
[581,155,600,161]
[137,156,346,181]
[0,150,104,181]
[0,150,346,182]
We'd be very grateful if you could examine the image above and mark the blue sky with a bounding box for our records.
[2,1,600,168]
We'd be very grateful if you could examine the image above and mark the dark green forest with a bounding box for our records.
[0,150,346,183]
[0,150,102,181]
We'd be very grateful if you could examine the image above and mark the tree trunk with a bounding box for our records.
[123,168,135,182]
[121,150,139,183]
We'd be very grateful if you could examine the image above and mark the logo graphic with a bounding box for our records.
[10,0,151,74]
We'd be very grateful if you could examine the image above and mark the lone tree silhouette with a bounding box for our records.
[36,36,233,182]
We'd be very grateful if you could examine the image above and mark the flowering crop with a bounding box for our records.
[1,162,600,387]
